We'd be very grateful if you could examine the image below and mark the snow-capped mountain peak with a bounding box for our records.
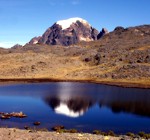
[28,17,99,46]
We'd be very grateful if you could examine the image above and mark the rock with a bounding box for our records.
[94,53,101,65]
[24,126,29,130]
[0,112,27,119]
[113,26,125,35]
[97,28,109,39]
[1,115,11,119]
[83,53,101,65]
[52,125,65,131]
[84,57,91,62]
[114,26,125,32]
[28,36,41,45]
[33,122,41,126]
[11,112,27,118]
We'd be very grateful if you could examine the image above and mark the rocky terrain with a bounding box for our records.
[0,20,150,88]
[0,128,140,140]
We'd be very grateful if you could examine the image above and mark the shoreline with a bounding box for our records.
[0,127,149,140]
[0,78,150,88]
[0,128,136,140]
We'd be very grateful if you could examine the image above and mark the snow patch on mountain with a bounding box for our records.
[56,17,90,30]
[79,36,93,42]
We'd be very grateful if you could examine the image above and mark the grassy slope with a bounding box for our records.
[0,25,150,88]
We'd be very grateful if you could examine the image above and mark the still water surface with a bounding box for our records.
[0,82,150,134]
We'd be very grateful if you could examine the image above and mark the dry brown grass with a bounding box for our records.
[0,25,150,88]
[0,50,149,88]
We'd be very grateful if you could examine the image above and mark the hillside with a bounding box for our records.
[0,24,150,88]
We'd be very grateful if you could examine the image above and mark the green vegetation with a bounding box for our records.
[93,130,115,136]
[138,131,150,139]
[92,130,150,139]
[107,130,116,136]
[126,132,135,138]
[69,129,78,133]
[51,126,78,134]
[92,130,102,135]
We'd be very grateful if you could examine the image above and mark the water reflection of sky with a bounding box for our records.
[0,82,150,133]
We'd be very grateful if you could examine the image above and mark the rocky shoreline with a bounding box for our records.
[1,127,149,140]
[0,128,134,140]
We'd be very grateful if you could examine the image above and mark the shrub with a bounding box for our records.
[69,129,78,133]
[93,130,101,135]
[138,131,145,137]
[126,132,135,137]
[108,130,116,136]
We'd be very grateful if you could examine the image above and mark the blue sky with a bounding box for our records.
[0,0,150,48]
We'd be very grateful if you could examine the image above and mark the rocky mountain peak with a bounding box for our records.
[28,36,41,45]
[29,17,99,46]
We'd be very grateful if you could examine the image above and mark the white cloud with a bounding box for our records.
[0,41,26,48]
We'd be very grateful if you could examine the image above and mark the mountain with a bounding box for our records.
[28,36,41,45]
[29,17,99,46]
[1,24,150,88]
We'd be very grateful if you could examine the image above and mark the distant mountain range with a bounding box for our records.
[27,17,108,46]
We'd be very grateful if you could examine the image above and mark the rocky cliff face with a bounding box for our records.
[97,28,109,39]
[29,17,99,46]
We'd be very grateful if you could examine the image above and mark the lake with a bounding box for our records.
[0,82,150,134]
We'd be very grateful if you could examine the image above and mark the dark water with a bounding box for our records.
[0,82,150,134]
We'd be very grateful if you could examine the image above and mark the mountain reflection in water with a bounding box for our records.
[44,82,150,118]
[0,82,150,133]
[45,95,94,117]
